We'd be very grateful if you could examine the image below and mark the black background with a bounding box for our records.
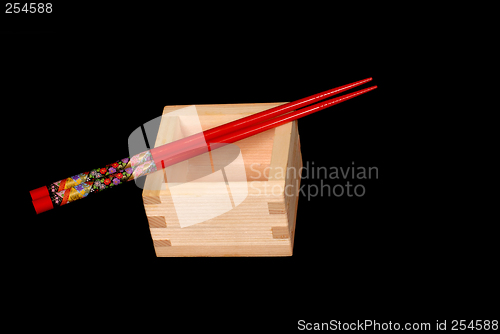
[2,3,496,330]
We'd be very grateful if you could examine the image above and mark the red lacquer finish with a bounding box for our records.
[215,86,378,145]
[29,185,50,201]
[152,86,377,169]
[151,78,373,168]
[32,196,54,214]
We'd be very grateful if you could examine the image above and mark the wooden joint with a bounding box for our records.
[148,216,167,228]
[143,196,161,204]
[153,239,171,247]
[272,226,290,239]
[268,201,286,214]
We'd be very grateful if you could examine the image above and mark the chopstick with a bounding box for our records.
[153,86,377,169]
[151,77,373,160]
[30,78,373,203]
[30,79,377,214]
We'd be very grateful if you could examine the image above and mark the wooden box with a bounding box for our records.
[142,103,302,256]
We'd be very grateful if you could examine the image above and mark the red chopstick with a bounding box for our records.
[30,80,377,214]
[151,78,373,168]
[153,85,377,169]
[150,78,372,166]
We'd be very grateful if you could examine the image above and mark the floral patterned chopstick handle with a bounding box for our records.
[44,151,158,209]
[47,157,133,195]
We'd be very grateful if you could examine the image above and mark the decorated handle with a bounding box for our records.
[31,151,158,213]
